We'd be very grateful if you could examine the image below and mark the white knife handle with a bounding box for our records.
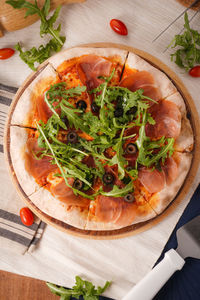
[122,249,185,300]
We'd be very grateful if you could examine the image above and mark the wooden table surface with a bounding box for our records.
[0,270,58,300]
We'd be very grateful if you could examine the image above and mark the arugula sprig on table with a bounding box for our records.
[35,72,175,199]
[6,0,66,70]
[169,12,200,71]
[47,276,111,300]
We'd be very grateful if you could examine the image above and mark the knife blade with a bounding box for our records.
[122,215,200,300]
[176,215,200,259]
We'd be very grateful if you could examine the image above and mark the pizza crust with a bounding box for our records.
[48,47,128,70]
[151,152,192,215]
[124,51,177,99]
[9,126,40,195]
[29,187,88,229]
[11,64,59,127]
[85,196,157,230]
[164,92,194,152]
[175,114,194,152]
[164,92,186,114]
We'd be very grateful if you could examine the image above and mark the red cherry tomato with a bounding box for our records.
[0,48,15,60]
[189,65,200,77]
[20,207,34,226]
[110,19,128,36]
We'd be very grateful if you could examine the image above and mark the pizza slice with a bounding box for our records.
[145,152,192,214]
[49,47,128,85]
[163,92,194,152]
[11,64,60,128]
[85,190,157,230]
[9,126,90,229]
[29,184,89,229]
[120,52,193,153]
[8,126,57,195]
[120,51,177,100]
[49,47,128,110]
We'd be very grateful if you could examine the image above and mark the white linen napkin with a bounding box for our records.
[0,83,45,254]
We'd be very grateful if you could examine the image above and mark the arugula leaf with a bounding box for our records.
[136,110,174,168]
[109,127,127,180]
[100,181,134,197]
[79,139,111,162]
[15,42,54,71]
[44,83,86,130]
[144,138,175,167]
[169,12,200,71]
[60,103,89,133]
[6,0,66,70]
[46,276,111,300]
[126,168,138,180]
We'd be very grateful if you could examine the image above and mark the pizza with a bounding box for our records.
[8,47,193,231]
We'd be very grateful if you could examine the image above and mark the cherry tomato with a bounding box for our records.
[0,48,15,60]
[189,65,200,77]
[110,19,128,36]
[20,207,34,226]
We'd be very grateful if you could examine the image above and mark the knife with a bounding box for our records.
[122,215,200,300]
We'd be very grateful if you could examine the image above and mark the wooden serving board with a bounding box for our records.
[4,43,200,239]
[0,0,85,37]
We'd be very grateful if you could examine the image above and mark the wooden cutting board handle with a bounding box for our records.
[0,0,85,37]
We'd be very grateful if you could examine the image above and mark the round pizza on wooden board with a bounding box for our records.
[4,44,200,238]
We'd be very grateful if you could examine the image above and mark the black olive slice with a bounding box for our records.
[91,102,99,113]
[102,172,115,185]
[67,131,78,143]
[76,100,87,110]
[125,143,137,154]
[124,193,135,203]
[73,179,84,190]
[114,107,124,117]
[126,106,137,115]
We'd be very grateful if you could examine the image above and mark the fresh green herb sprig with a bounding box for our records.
[169,12,200,71]
[47,276,111,300]
[100,181,134,197]
[37,122,96,200]
[6,0,66,70]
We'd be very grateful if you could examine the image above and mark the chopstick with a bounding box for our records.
[152,0,200,42]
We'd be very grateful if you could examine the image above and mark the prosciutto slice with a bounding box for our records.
[162,156,178,185]
[138,156,179,193]
[50,178,90,208]
[25,137,57,185]
[76,55,112,90]
[120,71,161,101]
[138,167,166,193]
[94,195,137,226]
[36,95,53,123]
[146,100,181,139]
